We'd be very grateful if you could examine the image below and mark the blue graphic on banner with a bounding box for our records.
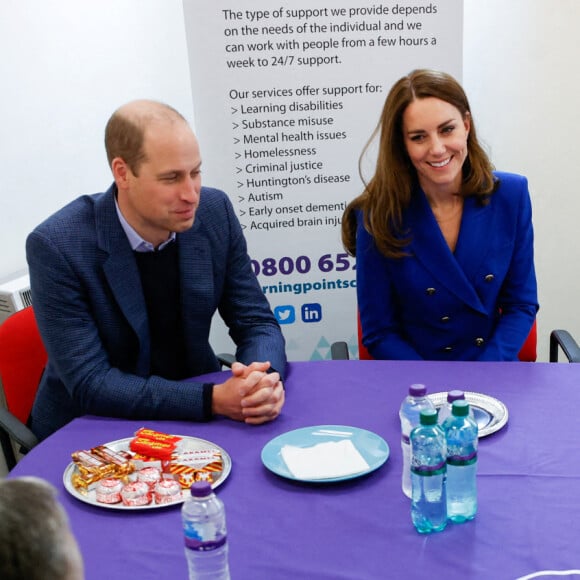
[301,303,322,323]
[274,305,295,325]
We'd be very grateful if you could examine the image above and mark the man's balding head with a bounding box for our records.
[104,100,189,175]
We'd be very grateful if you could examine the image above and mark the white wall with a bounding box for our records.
[0,0,193,273]
[463,0,580,361]
[1,0,578,361]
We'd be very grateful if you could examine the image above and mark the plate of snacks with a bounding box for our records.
[63,427,231,510]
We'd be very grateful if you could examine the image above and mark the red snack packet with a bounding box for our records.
[129,437,176,459]
[134,428,182,445]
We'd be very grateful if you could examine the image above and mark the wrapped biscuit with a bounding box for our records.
[131,453,166,471]
[71,450,116,479]
[195,471,215,483]
[95,478,123,504]
[121,481,152,507]
[137,466,162,489]
[154,479,182,505]
[71,471,104,491]
[168,463,219,488]
[171,449,222,469]
[91,445,134,476]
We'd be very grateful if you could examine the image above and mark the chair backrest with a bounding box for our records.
[357,313,537,362]
[356,313,373,360]
[518,319,537,362]
[0,306,47,424]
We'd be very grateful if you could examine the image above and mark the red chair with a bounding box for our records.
[356,314,537,362]
[0,306,46,470]
[518,320,537,362]
[356,313,373,360]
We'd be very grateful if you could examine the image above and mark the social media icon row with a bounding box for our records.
[274,303,322,325]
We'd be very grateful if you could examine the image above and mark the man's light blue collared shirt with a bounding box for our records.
[114,198,176,252]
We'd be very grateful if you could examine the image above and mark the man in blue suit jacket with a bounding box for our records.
[26,100,286,440]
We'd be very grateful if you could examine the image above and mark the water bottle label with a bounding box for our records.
[184,535,227,552]
[447,451,477,467]
[411,460,446,476]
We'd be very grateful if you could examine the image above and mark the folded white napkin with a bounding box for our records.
[280,439,370,480]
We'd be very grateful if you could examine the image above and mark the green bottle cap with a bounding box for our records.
[452,399,469,416]
[419,408,438,425]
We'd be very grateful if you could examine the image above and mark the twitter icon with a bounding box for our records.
[274,305,295,325]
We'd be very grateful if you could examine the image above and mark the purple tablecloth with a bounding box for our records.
[9,360,580,579]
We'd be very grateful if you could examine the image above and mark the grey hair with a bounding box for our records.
[0,477,83,580]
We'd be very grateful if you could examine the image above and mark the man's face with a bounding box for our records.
[116,121,202,247]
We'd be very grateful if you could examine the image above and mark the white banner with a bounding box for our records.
[183,0,463,360]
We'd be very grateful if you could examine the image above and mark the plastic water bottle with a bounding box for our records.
[182,481,230,580]
[410,408,447,533]
[443,399,478,522]
[437,390,474,425]
[400,383,436,497]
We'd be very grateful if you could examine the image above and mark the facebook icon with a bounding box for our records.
[301,303,322,323]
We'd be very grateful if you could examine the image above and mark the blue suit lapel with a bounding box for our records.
[94,187,150,374]
[454,195,496,283]
[408,190,486,314]
[178,218,215,367]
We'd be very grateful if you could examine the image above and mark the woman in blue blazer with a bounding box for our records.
[342,69,538,361]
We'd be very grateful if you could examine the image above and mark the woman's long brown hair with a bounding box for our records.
[341,69,496,258]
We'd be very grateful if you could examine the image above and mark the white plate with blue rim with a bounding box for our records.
[261,425,390,483]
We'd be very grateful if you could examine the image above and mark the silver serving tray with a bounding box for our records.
[428,391,508,437]
[63,435,232,510]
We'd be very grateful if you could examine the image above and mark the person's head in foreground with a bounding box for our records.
[0,476,84,580]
